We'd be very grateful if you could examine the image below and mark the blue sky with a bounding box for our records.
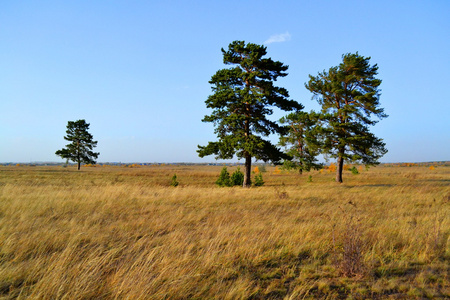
[1,0,449,163]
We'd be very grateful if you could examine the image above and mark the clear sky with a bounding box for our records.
[1,0,449,163]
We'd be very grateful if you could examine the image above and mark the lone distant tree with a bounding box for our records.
[55,119,99,170]
[279,111,323,174]
[198,40,303,187]
[305,52,387,183]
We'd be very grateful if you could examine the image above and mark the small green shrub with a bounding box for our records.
[170,174,179,187]
[254,172,264,186]
[231,168,244,186]
[216,167,231,187]
[350,166,359,175]
[307,175,313,182]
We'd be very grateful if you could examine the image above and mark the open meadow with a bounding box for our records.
[0,164,449,299]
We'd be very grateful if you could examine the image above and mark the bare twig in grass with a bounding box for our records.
[274,184,289,200]
[332,203,368,278]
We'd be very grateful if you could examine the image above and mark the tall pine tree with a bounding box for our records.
[55,119,99,170]
[305,53,387,183]
[198,41,303,187]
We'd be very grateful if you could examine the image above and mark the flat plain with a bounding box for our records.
[0,164,448,299]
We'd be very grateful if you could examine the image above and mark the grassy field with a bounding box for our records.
[0,164,448,299]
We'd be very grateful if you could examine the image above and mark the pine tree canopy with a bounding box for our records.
[55,119,99,170]
[198,40,303,164]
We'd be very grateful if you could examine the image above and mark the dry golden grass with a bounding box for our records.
[0,164,448,299]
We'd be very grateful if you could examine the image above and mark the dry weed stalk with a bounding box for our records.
[274,184,289,199]
[332,202,368,278]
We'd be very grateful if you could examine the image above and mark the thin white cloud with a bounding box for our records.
[264,32,291,45]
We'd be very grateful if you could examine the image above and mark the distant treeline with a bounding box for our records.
[3,161,449,167]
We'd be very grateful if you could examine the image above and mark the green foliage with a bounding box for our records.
[254,173,264,186]
[198,41,303,187]
[350,166,359,175]
[279,111,323,174]
[231,168,244,186]
[170,174,179,187]
[305,52,387,182]
[307,175,313,182]
[216,167,246,187]
[216,167,232,187]
[55,119,99,170]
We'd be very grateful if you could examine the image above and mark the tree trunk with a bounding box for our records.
[336,149,344,183]
[243,100,251,188]
[77,140,81,170]
[299,168,303,175]
[243,153,252,188]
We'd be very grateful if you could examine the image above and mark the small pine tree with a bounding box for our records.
[350,166,359,175]
[279,111,323,175]
[231,168,244,186]
[171,174,179,187]
[254,173,264,186]
[55,119,99,170]
[216,167,231,187]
